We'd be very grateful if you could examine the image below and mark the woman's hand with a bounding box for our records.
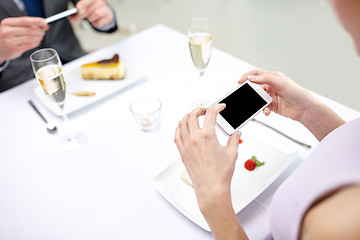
[239,70,315,123]
[174,104,240,208]
[68,0,113,28]
[239,69,345,141]
[175,104,248,240]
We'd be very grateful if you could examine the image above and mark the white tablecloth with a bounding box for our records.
[0,24,359,240]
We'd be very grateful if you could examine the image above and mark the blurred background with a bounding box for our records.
[73,0,360,111]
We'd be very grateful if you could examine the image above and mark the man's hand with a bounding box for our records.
[68,0,113,28]
[0,17,48,64]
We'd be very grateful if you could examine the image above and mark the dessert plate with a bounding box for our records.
[154,124,298,231]
[34,57,146,116]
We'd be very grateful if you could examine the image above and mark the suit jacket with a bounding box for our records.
[0,0,117,92]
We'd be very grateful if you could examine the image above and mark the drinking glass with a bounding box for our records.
[30,48,86,151]
[188,17,213,107]
[130,96,162,132]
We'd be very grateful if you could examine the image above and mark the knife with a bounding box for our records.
[251,118,312,149]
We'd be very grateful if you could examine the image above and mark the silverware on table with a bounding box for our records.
[28,100,58,134]
[251,118,312,149]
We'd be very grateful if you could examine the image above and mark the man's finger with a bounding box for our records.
[77,0,98,9]
[6,35,43,46]
[2,17,47,28]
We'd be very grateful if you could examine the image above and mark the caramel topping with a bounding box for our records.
[97,54,119,64]
[72,91,96,97]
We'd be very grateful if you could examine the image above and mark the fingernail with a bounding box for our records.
[237,131,242,139]
[247,74,257,80]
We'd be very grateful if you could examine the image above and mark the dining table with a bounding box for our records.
[0,24,359,240]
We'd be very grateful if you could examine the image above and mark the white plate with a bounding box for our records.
[34,59,146,116]
[154,126,298,231]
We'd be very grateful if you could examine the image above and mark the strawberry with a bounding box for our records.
[244,156,264,171]
[244,159,256,171]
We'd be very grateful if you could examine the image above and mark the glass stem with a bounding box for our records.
[199,69,205,77]
[60,104,69,127]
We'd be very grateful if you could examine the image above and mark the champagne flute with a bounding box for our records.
[30,48,86,151]
[188,17,213,106]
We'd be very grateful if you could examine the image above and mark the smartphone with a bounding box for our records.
[45,8,78,24]
[213,80,272,136]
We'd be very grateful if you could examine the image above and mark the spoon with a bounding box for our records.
[28,100,58,134]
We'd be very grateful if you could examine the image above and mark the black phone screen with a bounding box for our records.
[219,83,267,129]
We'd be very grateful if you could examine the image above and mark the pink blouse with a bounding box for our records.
[269,117,360,240]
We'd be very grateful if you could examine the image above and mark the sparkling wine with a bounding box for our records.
[37,65,66,106]
[189,32,213,72]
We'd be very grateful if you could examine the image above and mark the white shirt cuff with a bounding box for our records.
[92,7,116,32]
[0,60,10,73]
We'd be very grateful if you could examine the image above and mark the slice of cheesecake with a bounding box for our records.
[81,54,124,80]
